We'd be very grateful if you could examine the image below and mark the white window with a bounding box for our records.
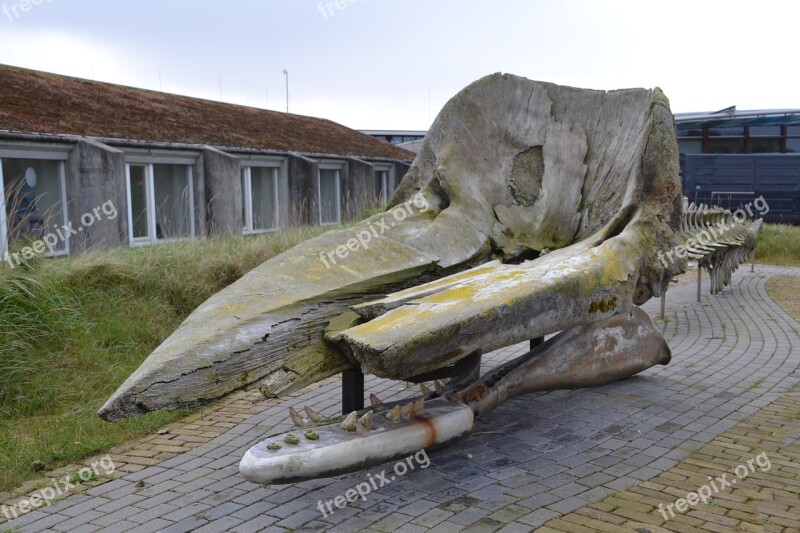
[318,163,343,225]
[241,164,280,233]
[374,163,396,205]
[1,154,69,257]
[126,162,195,244]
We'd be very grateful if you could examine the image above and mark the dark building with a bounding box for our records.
[0,65,414,261]
[675,108,800,224]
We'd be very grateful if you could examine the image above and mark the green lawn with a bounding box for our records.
[755,223,800,267]
[0,226,332,493]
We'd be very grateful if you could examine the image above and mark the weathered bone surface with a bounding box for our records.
[102,73,761,484]
[675,201,762,294]
[100,73,682,420]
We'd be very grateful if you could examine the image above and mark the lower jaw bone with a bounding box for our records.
[239,307,669,485]
[453,306,671,418]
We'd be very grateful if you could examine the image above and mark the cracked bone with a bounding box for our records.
[240,399,474,484]
[99,72,718,483]
[453,307,672,418]
[239,307,669,484]
[100,74,683,422]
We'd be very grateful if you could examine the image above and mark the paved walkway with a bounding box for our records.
[3,265,800,533]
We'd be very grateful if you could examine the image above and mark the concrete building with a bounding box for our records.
[675,108,800,223]
[0,65,414,261]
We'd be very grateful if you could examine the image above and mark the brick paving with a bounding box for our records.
[2,265,799,532]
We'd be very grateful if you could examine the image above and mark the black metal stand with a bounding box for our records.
[341,369,365,415]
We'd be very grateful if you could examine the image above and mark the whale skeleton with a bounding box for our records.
[99,74,762,484]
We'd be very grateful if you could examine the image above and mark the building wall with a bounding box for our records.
[65,139,128,252]
[203,147,242,237]
[0,134,412,259]
[342,158,375,220]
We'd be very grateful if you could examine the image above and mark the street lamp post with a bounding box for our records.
[283,69,289,113]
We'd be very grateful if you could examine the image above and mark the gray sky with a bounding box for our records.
[1,0,798,130]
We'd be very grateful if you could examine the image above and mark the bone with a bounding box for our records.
[289,407,305,428]
[341,411,358,432]
[419,383,432,395]
[358,410,374,430]
[401,402,414,418]
[385,405,401,421]
[414,398,425,414]
[434,380,445,392]
[304,406,322,422]
[453,307,672,418]
[369,393,382,406]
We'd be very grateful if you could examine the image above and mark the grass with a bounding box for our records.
[0,225,335,493]
[755,224,800,267]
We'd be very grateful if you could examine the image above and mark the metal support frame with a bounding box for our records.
[341,369,364,415]
[697,264,702,303]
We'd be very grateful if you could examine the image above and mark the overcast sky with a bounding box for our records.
[1,0,798,130]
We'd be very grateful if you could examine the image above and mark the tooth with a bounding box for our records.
[289,407,305,428]
[434,380,445,392]
[358,410,374,430]
[420,383,432,395]
[401,402,414,418]
[304,406,322,422]
[341,411,358,432]
[369,393,382,406]
[414,398,425,414]
[385,405,401,421]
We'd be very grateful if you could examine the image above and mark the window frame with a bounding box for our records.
[241,158,282,234]
[0,147,70,258]
[125,156,196,246]
[318,161,344,226]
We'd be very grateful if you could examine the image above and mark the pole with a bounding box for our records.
[342,369,364,415]
[697,264,702,303]
[283,69,289,113]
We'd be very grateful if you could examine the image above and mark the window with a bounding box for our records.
[126,162,194,244]
[749,138,782,153]
[1,156,68,256]
[749,126,781,136]
[788,126,800,153]
[678,139,702,154]
[318,163,342,225]
[707,138,745,154]
[708,126,745,136]
[241,164,280,233]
